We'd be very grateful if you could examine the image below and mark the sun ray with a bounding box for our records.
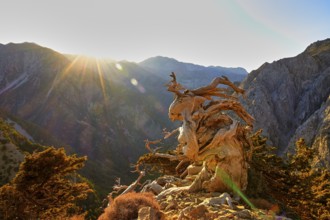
[78,56,89,85]
[46,55,81,98]
[96,59,107,99]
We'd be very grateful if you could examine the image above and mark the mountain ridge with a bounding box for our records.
[140,55,248,73]
[241,38,330,166]
[0,42,248,195]
[1,39,329,195]
[140,56,247,88]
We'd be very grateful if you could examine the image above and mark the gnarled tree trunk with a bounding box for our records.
[163,72,253,194]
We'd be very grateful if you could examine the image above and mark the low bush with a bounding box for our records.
[98,192,160,220]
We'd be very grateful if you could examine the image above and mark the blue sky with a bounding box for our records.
[0,0,329,72]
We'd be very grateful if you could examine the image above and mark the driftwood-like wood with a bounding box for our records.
[112,72,255,202]
[162,72,254,193]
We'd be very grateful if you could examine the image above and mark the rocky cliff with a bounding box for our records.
[241,39,330,167]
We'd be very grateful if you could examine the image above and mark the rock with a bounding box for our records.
[141,180,164,195]
[288,96,330,167]
[201,192,234,209]
[156,175,182,187]
[155,185,294,220]
[165,200,178,211]
[138,206,164,220]
[178,204,208,220]
[221,213,235,219]
[236,209,252,219]
[157,186,189,200]
[189,204,209,218]
[240,38,330,165]
[209,192,222,197]
[236,205,245,210]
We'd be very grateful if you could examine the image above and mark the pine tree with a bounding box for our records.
[0,147,93,219]
[248,135,330,220]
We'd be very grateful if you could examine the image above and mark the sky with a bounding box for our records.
[0,0,329,72]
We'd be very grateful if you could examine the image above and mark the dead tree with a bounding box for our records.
[157,72,254,195]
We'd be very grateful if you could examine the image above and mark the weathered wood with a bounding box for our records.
[128,73,254,199]
[191,76,245,97]
[164,72,253,193]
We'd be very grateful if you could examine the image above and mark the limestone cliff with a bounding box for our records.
[240,39,330,166]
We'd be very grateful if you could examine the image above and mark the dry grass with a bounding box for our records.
[98,192,160,220]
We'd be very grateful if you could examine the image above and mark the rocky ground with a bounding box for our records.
[156,191,290,220]
[136,175,292,220]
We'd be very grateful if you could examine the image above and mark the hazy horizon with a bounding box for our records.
[1,0,330,72]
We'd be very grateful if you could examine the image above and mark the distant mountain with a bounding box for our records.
[240,39,330,167]
[140,56,247,88]
[0,43,168,194]
[0,42,247,195]
[1,39,329,196]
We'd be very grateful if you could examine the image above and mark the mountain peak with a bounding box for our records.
[3,42,43,50]
[304,38,330,56]
[0,42,65,60]
[139,55,247,88]
[141,56,179,63]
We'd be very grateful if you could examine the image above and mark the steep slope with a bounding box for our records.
[0,118,45,185]
[240,39,330,166]
[0,43,172,195]
[0,42,68,95]
[139,56,247,88]
[0,42,255,196]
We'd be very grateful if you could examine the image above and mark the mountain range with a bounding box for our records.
[0,42,247,195]
[0,39,329,196]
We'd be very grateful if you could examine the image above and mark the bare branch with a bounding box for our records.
[144,139,162,153]
[204,100,254,126]
[166,72,185,96]
[120,171,146,195]
[163,127,180,139]
[191,76,245,98]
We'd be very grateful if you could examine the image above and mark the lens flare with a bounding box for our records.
[215,167,255,209]
[115,63,123,71]
[130,78,138,86]
[47,55,81,98]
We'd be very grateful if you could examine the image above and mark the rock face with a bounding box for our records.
[240,39,330,166]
